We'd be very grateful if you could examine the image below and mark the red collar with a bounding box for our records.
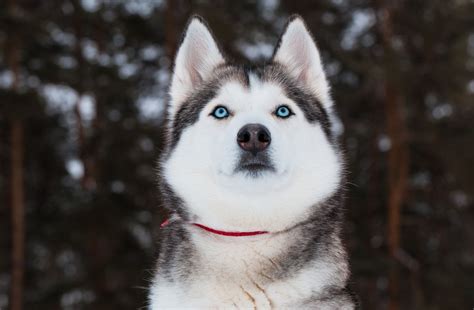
[160,219,269,237]
[191,223,268,237]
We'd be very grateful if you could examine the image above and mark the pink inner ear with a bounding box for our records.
[185,52,205,87]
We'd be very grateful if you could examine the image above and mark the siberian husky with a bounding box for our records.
[149,14,356,309]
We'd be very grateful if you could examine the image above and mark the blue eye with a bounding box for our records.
[275,105,292,118]
[211,106,230,119]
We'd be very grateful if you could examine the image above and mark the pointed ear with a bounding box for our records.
[169,16,225,112]
[273,16,331,107]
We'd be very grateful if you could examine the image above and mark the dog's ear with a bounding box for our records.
[273,16,331,107]
[169,16,225,113]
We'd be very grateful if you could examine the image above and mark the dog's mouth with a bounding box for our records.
[235,152,275,176]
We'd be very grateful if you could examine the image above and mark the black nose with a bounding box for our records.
[237,124,271,154]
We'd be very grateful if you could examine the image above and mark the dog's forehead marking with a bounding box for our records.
[248,72,261,89]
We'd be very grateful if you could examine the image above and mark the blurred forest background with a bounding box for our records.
[0,0,473,309]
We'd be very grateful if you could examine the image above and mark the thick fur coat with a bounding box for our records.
[149,15,355,309]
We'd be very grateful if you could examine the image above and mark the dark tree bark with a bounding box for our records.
[10,120,24,310]
[164,0,178,62]
[7,1,25,309]
[376,2,410,310]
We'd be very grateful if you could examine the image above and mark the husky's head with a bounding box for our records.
[161,15,343,232]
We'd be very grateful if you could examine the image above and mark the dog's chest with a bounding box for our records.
[150,233,331,309]
[150,260,326,309]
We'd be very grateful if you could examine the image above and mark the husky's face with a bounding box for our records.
[162,16,343,232]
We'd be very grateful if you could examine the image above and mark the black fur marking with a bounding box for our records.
[260,64,333,138]
[242,65,251,87]
[170,84,217,150]
[282,79,333,138]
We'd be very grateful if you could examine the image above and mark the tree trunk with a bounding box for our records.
[7,1,25,307]
[164,0,178,61]
[10,121,24,310]
[384,81,408,310]
[376,1,409,309]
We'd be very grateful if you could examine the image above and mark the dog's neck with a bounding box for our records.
[159,191,346,280]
